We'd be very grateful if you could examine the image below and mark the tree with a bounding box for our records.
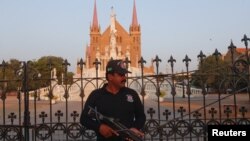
[0,56,74,92]
[192,55,230,92]
[0,59,22,92]
[34,56,74,86]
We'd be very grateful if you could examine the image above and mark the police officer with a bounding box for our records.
[80,59,146,141]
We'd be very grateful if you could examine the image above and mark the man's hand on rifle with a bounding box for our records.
[130,128,144,138]
[99,124,119,138]
[124,128,144,141]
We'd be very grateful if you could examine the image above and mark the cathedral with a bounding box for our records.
[76,0,154,77]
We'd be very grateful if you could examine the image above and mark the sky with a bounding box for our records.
[1,0,250,73]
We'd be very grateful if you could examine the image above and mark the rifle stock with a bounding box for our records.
[88,106,143,141]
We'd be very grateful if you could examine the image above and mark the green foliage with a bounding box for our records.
[192,55,230,90]
[192,52,250,93]
[0,59,22,91]
[0,56,74,92]
[159,91,166,97]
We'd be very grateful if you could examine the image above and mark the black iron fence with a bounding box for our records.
[1,35,250,141]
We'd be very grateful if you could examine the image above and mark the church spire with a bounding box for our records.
[131,0,138,26]
[92,0,98,28]
[110,6,117,59]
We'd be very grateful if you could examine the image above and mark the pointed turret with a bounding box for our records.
[92,0,98,27]
[131,0,138,26]
[130,0,140,31]
[91,0,99,32]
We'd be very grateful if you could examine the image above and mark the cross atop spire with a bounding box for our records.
[111,6,116,19]
[131,0,138,26]
[92,0,99,28]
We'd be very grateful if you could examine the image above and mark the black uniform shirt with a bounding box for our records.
[80,84,146,141]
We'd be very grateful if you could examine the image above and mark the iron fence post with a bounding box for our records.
[213,49,222,123]
[153,55,162,141]
[183,55,192,141]
[62,59,70,141]
[0,60,7,125]
[228,40,238,121]
[241,34,250,101]
[77,58,85,110]
[197,50,207,141]
[93,58,101,88]
[182,70,185,98]
[138,57,146,107]
[124,57,131,87]
[168,55,177,141]
[168,55,176,118]
[22,61,30,141]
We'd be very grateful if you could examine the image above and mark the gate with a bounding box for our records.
[1,48,250,141]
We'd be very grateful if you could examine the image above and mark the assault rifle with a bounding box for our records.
[88,106,143,141]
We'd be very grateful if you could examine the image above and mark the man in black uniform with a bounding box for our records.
[80,59,146,141]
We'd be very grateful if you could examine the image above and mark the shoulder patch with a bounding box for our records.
[126,94,134,102]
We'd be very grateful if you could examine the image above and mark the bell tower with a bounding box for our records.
[89,0,101,68]
[129,0,141,68]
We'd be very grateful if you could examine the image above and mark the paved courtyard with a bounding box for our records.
[0,93,250,124]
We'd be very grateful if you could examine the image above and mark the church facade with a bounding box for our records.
[76,0,154,77]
